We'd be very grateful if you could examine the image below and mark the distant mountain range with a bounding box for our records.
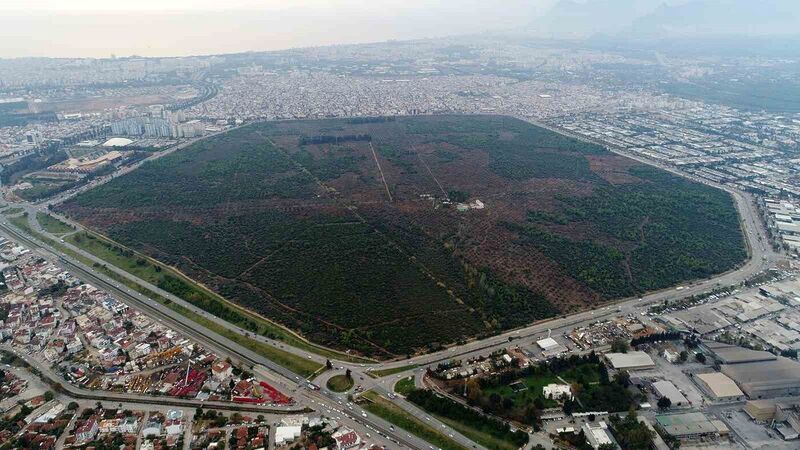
[530,0,800,38]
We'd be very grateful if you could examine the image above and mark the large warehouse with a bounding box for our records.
[604,351,656,370]
[704,341,777,365]
[655,412,729,438]
[694,372,745,401]
[722,357,800,398]
[653,380,689,407]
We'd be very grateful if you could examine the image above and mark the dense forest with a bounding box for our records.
[59,115,747,357]
[509,165,747,299]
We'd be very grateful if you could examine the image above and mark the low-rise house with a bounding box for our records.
[119,416,140,434]
[98,418,120,434]
[142,420,162,438]
[211,360,233,381]
[332,429,361,450]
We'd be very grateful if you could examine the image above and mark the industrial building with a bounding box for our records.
[722,357,800,398]
[743,400,800,440]
[655,412,729,439]
[581,421,614,449]
[536,337,567,357]
[745,400,778,422]
[604,351,656,370]
[704,341,777,365]
[652,380,689,407]
[694,372,745,401]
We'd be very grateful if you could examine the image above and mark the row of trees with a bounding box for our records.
[299,134,372,145]
[407,389,529,448]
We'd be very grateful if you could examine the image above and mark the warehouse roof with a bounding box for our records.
[722,358,800,397]
[656,412,728,437]
[537,337,560,351]
[695,372,744,398]
[704,341,777,364]
[605,351,655,370]
[653,380,689,406]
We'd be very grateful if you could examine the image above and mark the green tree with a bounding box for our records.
[657,396,672,410]
[614,370,631,387]
[611,339,630,353]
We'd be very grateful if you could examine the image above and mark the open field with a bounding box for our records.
[326,374,354,392]
[1,207,24,216]
[394,377,416,396]
[36,212,74,235]
[370,364,419,379]
[58,115,747,358]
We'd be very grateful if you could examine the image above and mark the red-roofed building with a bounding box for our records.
[333,430,360,450]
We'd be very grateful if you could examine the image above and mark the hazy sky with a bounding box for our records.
[0,0,554,58]
[4,0,423,11]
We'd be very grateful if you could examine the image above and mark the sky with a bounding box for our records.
[0,0,554,58]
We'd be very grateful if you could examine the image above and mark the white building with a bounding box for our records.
[537,337,567,356]
[543,383,573,401]
[275,425,302,446]
[582,421,614,449]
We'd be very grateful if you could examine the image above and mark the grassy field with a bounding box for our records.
[1,207,24,216]
[482,372,560,409]
[393,377,416,396]
[326,374,354,392]
[8,213,33,235]
[36,213,74,235]
[369,364,419,379]
[360,391,469,450]
[434,415,519,450]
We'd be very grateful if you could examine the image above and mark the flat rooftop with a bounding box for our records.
[605,351,655,370]
[722,357,800,397]
[695,372,744,398]
[704,341,777,364]
[653,380,689,406]
[656,412,728,437]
